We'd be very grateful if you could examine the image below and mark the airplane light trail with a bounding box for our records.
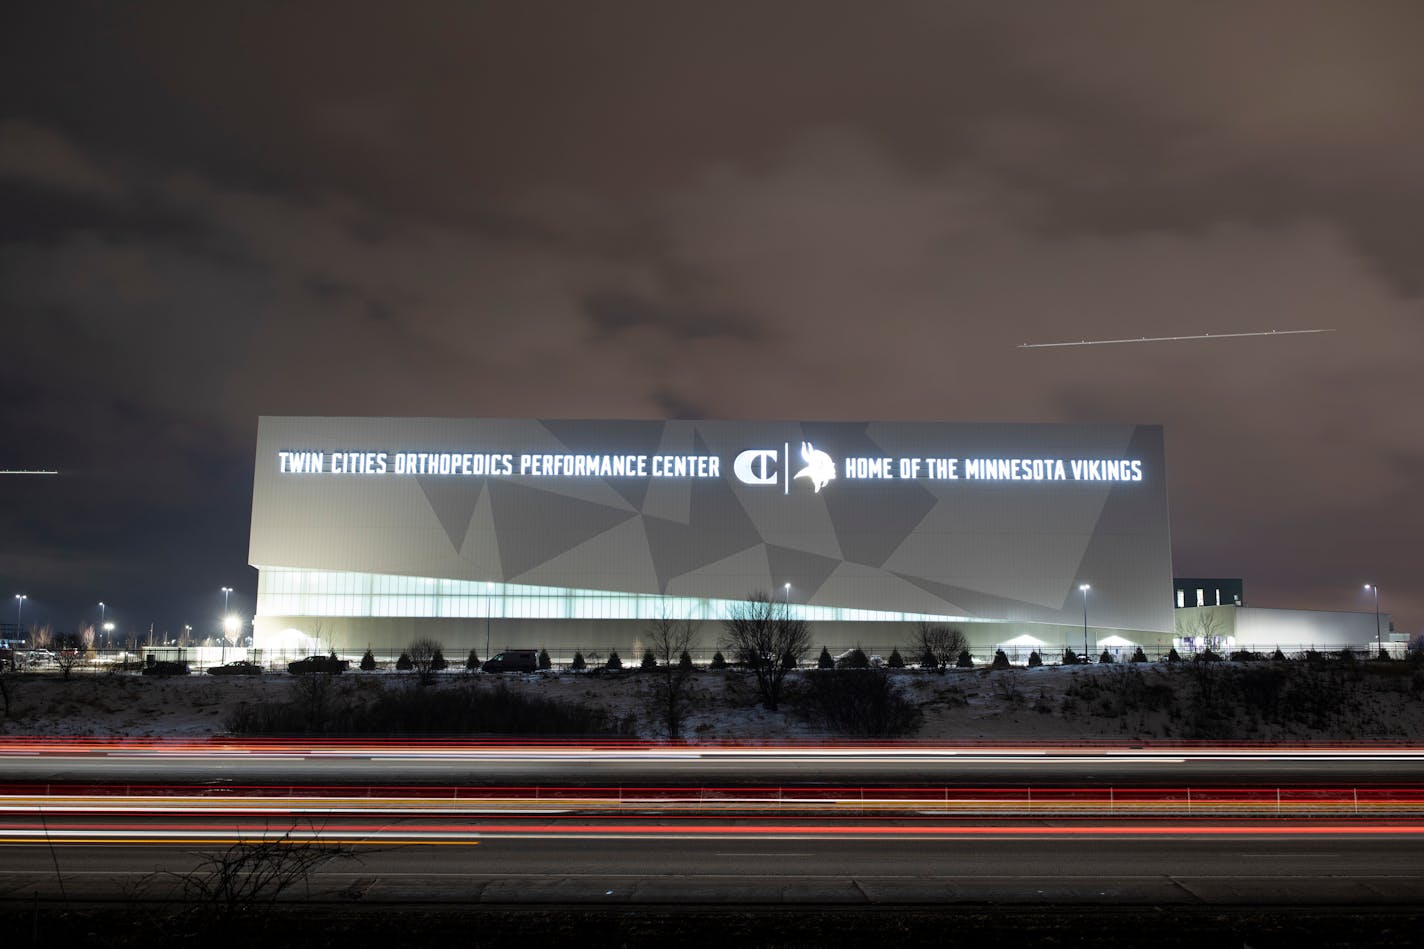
[1018,328,1334,349]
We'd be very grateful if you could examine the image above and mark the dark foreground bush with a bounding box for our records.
[359,649,376,671]
[799,669,922,738]
[571,651,586,671]
[710,651,727,670]
[955,649,973,668]
[1098,649,1114,664]
[886,648,904,669]
[991,649,1010,670]
[1061,649,1080,666]
[1027,650,1043,667]
[1131,647,1147,663]
[226,682,634,737]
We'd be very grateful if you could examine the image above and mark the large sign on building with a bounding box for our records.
[250,417,1173,633]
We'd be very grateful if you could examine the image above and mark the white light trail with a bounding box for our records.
[1018,328,1334,349]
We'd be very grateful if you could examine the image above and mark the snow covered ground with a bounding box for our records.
[3,660,1422,741]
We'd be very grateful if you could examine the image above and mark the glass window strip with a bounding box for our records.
[253,566,983,625]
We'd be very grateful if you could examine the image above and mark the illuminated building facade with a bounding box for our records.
[250,417,1174,658]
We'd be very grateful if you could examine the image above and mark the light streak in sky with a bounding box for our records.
[1018,328,1334,349]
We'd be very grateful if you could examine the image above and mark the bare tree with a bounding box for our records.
[643,610,698,738]
[407,637,444,685]
[1175,609,1226,652]
[913,623,968,669]
[30,624,52,651]
[55,623,93,680]
[721,592,811,711]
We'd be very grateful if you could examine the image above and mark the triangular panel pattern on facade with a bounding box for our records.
[487,480,640,581]
[765,544,842,603]
[540,419,668,512]
[891,572,1030,622]
[415,476,487,553]
[802,421,940,568]
[511,514,661,594]
[458,477,504,579]
[644,430,766,592]
[639,423,696,522]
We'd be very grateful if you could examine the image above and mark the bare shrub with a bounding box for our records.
[407,638,443,684]
[801,669,922,737]
[172,824,359,917]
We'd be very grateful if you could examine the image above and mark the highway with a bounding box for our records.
[3,740,1422,909]
[4,740,1424,786]
[2,818,1423,906]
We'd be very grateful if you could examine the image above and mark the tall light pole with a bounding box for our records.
[1078,584,1091,661]
[1364,583,1381,655]
[221,586,233,614]
[14,594,25,642]
[222,615,240,664]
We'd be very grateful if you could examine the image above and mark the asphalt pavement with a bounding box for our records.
[2,827,1422,906]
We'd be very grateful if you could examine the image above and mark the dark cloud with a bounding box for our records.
[0,2,1419,636]
[584,290,764,343]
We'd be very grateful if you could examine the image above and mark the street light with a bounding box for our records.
[14,594,25,641]
[222,614,240,664]
[1364,583,1382,656]
[1078,584,1091,661]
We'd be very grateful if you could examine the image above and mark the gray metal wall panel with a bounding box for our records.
[250,417,1173,632]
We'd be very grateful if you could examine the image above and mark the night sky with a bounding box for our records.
[2,2,1419,642]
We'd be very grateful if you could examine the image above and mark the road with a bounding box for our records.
[2,818,1422,906]
[4,740,1424,786]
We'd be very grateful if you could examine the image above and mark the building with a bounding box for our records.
[1173,577,1243,609]
[249,417,1174,660]
[1172,604,1398,655]
[1172,578,1398,655]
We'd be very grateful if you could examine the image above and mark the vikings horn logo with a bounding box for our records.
[794,442,836,493]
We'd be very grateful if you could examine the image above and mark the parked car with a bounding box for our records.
[482,649,539,673]
[287,654,349,675]
[25,648,56,666]
[142,660,191,676]
[207,659,263,676]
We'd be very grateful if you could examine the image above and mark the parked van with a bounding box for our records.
[482,649,539,673]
